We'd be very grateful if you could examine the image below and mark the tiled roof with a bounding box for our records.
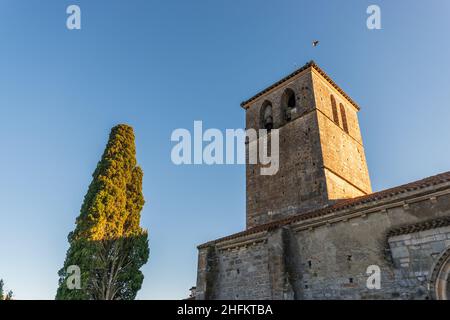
[198,171,450,249]
[240,61,360,111]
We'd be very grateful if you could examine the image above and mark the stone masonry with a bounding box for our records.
[244,62,371,229]
[195,61,450,300]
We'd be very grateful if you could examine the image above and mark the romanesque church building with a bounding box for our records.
[195,61,450,300]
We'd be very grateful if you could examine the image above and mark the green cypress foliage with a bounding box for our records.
[56,125,149,300]
[0,279,4,300]
[0,279,13,300]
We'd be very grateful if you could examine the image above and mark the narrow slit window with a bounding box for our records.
[340,103,349,133]
[330,95,339,125]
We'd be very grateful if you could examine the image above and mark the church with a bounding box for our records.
[194,61,450,300]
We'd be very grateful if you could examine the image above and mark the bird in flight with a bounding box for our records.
[312,40,319,47]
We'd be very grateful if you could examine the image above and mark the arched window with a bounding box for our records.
[340,103,349,134]
[330,95,339,125]
[261,101,273,131]
[430,248,450,300]
[281,88,296,122]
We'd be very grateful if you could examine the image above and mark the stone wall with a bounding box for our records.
[196,235,272,300]
[312,70,372,198]
[388,225,450,298]
[196,62,450,300]
[295,194,450,300]
[197,185,450,300]
[244,65,372,229]
[245,71,327,228]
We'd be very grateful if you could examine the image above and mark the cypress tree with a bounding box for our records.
[56,124,149,300]
[0,279,13,300]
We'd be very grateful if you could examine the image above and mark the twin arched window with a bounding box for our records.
[260,88,296,129]
[259,90,351,134]
[330,94,349,134]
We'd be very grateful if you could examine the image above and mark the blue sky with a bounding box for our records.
[0,0,449,299]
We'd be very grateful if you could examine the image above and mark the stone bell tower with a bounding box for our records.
[242,61,372,229]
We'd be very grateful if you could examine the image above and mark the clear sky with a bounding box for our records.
[0,0,449,300]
